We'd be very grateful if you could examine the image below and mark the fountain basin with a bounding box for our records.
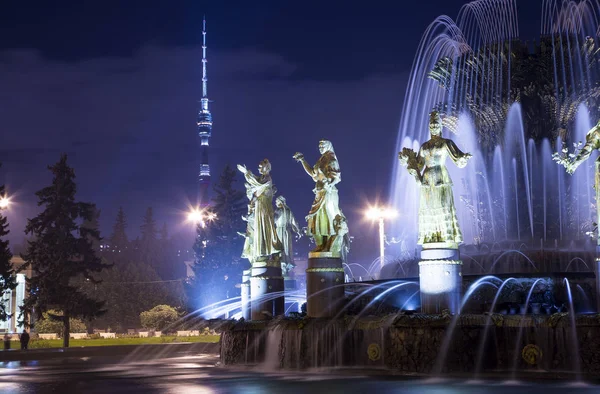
[220,313,600,377]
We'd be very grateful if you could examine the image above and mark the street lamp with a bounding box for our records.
[187,207,217,228]
[0,195,10,210]
[366,206,398,272]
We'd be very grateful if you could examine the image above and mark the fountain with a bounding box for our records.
[214,0,600,384]
[390,1,599,254]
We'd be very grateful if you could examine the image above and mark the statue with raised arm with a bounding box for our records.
[398,110,472,247]
[554,119,600,245]
[293,140,344,255]
[563,120,600,175]
[237,159,282,263]
[274,196,301,277]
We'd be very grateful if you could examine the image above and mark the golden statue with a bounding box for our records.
[398,110,472,247]
[326,213,350,263]
[563,120,600,174]
[239,197,255,264]
[274,196,301,277]
[554,119,600,245]
[293,140,345,255]
[237,159,282,263]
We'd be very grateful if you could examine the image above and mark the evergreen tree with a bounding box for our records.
[82,206,101,251]
[85,260,184,331]
[187,227,242,310]
[21,154,108,347]
[0,166,16,322]
[110,207,129,252]
[140,207,157,245]
[157,222,175,280]
[139,207,158,270]
[160,223,168,242]
[211,165,246,236]
[170,231,194,279]
[84,219,185,330]
[186,165,246,311]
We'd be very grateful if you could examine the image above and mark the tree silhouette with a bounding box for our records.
[21,154,109,347]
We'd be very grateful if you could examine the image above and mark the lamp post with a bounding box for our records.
[366,206,398,272]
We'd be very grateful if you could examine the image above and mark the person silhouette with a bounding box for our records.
[20,330,30,350]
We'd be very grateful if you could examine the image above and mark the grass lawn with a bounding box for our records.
[28,335,220,349]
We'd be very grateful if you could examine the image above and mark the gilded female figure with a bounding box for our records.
[237,159,282,261]
[293,140,342,253]
[399,111,472,246]
[239,197,255,263]
[554,119,600,245]
[274,196,301,276]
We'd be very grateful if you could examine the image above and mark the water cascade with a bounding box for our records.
[389,0,600,254]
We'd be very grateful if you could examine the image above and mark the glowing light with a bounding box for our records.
[199,164,211,177]
[0,196,10,210]
[365,206,398,220]
[187,210,202,223]
[365,204,398,275]
[205,212,217,222]
[187,207,217,228]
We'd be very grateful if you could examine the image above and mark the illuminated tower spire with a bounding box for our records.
[197,16,212,206]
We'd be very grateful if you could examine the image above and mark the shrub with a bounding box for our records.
[140,305,179,332]
[34,310,87,335]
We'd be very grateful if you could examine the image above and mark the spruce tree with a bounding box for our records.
[186,165,245,310]
[110,207,129,253]
[157,222,173,280]
[82,207,101,251]
[140,207,157,245]
[85,260,183,331]
[0,167,16,322]
[21,154,108,347]
[139,207,158,270]
[211,165,246,236]
[187,225,242,310]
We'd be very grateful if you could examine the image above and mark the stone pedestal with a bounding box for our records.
[250,264,284,320]
[306,253,345,318]
[241,269,251,320]
[419,244,462,314]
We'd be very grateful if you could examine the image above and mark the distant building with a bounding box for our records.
[0,257,31,333]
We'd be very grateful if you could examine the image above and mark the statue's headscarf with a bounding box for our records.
[429,110,442,136]
[259,158,271,173]
[276,195,287,205]
[319,140,335,154]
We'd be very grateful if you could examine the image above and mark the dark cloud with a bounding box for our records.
[0,45,406,261]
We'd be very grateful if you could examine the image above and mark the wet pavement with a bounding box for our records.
[0,353,599,393]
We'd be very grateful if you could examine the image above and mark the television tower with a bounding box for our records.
[197,17,212,206]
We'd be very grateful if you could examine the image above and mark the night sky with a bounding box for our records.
[0,1,543,259]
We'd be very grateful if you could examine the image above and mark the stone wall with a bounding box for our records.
[220,313,600,376]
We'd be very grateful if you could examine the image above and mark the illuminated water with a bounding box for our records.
[389,0,600,256]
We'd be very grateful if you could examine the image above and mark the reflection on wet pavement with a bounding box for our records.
[0,354,599,394]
